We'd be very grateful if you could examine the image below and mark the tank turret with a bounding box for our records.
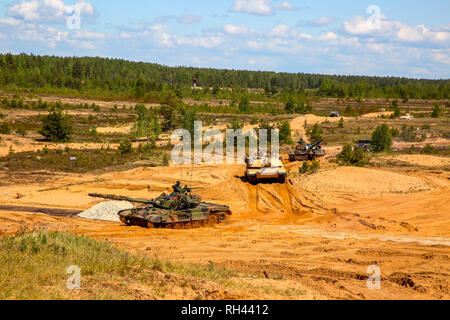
[288,139,326,161]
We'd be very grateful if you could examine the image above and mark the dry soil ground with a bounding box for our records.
[0,155,449,300]
[0,95,449,299]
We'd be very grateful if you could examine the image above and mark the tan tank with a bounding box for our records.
[244,154,287,184]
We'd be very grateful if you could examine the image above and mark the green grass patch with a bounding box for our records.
[0,231,241,300]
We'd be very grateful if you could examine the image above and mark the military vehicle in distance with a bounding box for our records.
[245,153,287,184]
[89,183,231,229]
[355,139,372,152]
[288,139,326,162]
[330,110,340,117]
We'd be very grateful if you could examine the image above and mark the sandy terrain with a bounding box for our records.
[0,155,449,300]
[290,115,340,141]
[296,166,432,199]
[1,93,449,300]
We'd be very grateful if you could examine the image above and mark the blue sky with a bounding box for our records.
[0,0,449,79]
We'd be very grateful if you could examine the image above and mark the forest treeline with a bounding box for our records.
[0,53,448,102]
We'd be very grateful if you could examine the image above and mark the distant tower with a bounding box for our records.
[193,77,197,88]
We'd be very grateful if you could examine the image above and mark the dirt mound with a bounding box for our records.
[296,167,432,198]
[77,200,133,222]
[290,115,340,141]
[360,111,393,118]
[289,112,395,141]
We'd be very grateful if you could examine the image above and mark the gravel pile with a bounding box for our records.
[77,201,133,222]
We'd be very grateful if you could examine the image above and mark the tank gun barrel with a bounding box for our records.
[310,139,324,149]
[88,193,156,205]
[304,139,324,154]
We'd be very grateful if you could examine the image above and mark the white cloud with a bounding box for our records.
[230,0,295,16]
[147,25,173,47]
[224,24,249,35]
[342,15,378,35]
[8,0,96,23]
[315,17,336,26]
[430,50,450,65]
[247,40,264,49]
[298,16,337,28]
[0,17,22,26]
[230,0,272,15]
[269,24,291,38]
[367,43,388,53]
[175,36,224,48]
[342,15,450,45]
[71,30,107,40]
[151,24,168,32]
[274,1,296,11]
[177,14,202,24]
[318,31,337,41]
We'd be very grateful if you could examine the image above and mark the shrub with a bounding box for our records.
[285,97,295,114]
[181,108,197,138]
[370,124,392,152]
[278,120,292,144]
[16,126,27,137]
[345,104,354,115]
[431,103,441,118]
[257,120,275,142]
[118,139,133,154]
[159,104,179,132]
[299,160,320,174]
[132,106,161,140]
[89,127,98,140]
[399,125,422,142]
[250,117,259,125]
[392,100,401,118]
[92,103,101,112]
[422,144,438,155]
[390,127,400,137]
[39,107,73,142]
[238,95,250,113]
[336,144,369,167]
[0,121,12,134]
[231,118,243,130]
[337,117,344,128]
[307,123,323,141]
[162,154,170,166]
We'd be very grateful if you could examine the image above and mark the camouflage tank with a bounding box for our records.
[244,153,287,184]
[88,182,231,229]
[288,139,326,161]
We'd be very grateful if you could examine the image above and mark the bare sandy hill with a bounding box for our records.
[289,112,396,141]
[294,166,432,200]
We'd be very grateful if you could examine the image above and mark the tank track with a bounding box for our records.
[120,213,225,229]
